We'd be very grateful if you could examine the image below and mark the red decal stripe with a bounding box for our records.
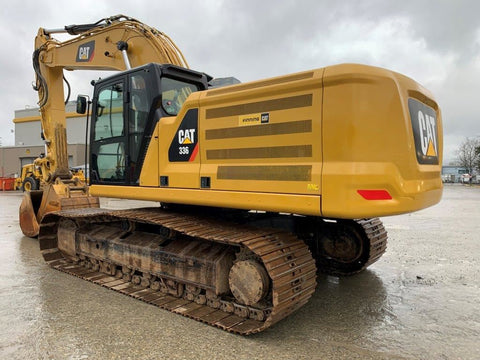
[189,143,199,162]
[357,189,392,200]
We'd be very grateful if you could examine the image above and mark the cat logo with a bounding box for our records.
[418,111,437,157]
[169,109,199,162]
[76,41,95,62]
[261,112,270,123]
[178,129,196,144]
[408,98,439,165]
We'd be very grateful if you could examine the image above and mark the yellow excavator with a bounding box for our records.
[20,15,443,334]
[15,162,86,191]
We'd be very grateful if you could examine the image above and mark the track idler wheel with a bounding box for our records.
[228,259,270,306]
[317,220,369,275]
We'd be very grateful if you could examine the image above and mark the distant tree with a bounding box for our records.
[476,145,480,172]
[456,137,480,174]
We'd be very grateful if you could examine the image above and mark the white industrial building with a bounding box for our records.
[0,102,87,178]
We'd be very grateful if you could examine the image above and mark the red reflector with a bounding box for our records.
[357,190,392,200]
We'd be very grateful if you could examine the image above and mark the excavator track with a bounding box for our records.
[355,218,388,272]
[313,217,388,276]
[38,207,317,335]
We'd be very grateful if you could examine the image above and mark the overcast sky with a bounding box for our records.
[0,0,479,163]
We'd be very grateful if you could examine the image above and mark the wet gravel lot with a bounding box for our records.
[0,184,478,359]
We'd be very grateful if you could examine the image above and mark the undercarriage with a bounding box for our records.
[38,207,386,334]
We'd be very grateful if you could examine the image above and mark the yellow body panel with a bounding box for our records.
[90,185,320,215]
[92,64,443,219]
[158,101,201,189]
[321,64,442,217]
[197,70,323,196]
[139,124,159,187]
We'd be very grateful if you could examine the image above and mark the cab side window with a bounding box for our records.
[95,84,124,140]
[129,74,148,134]
[92,82,126,182]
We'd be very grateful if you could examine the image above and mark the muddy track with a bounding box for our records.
[314,217,388,277]
[38,207,317,335]
[357,218,388,271]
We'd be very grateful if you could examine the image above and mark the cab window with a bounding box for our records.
[92,82,126,182]
[161,78,199,115]
[94,83,124,140]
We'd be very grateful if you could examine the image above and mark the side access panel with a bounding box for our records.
[197,70,324,198]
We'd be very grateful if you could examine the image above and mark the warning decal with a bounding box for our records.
[408,98,439,165]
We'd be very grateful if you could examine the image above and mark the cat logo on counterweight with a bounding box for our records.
[408,98,439,165]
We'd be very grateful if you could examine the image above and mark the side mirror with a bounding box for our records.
[76,95,88,114]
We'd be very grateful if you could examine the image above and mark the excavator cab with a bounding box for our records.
[84,63,210,187]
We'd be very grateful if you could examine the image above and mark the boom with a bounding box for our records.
[33,14,188,182]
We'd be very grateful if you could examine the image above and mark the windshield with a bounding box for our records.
[161,77,199,115]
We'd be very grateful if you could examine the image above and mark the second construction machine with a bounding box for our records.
[20,15,443,334]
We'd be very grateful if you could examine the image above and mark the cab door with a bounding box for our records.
[90,70,155,186]
[90,79,128,185]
